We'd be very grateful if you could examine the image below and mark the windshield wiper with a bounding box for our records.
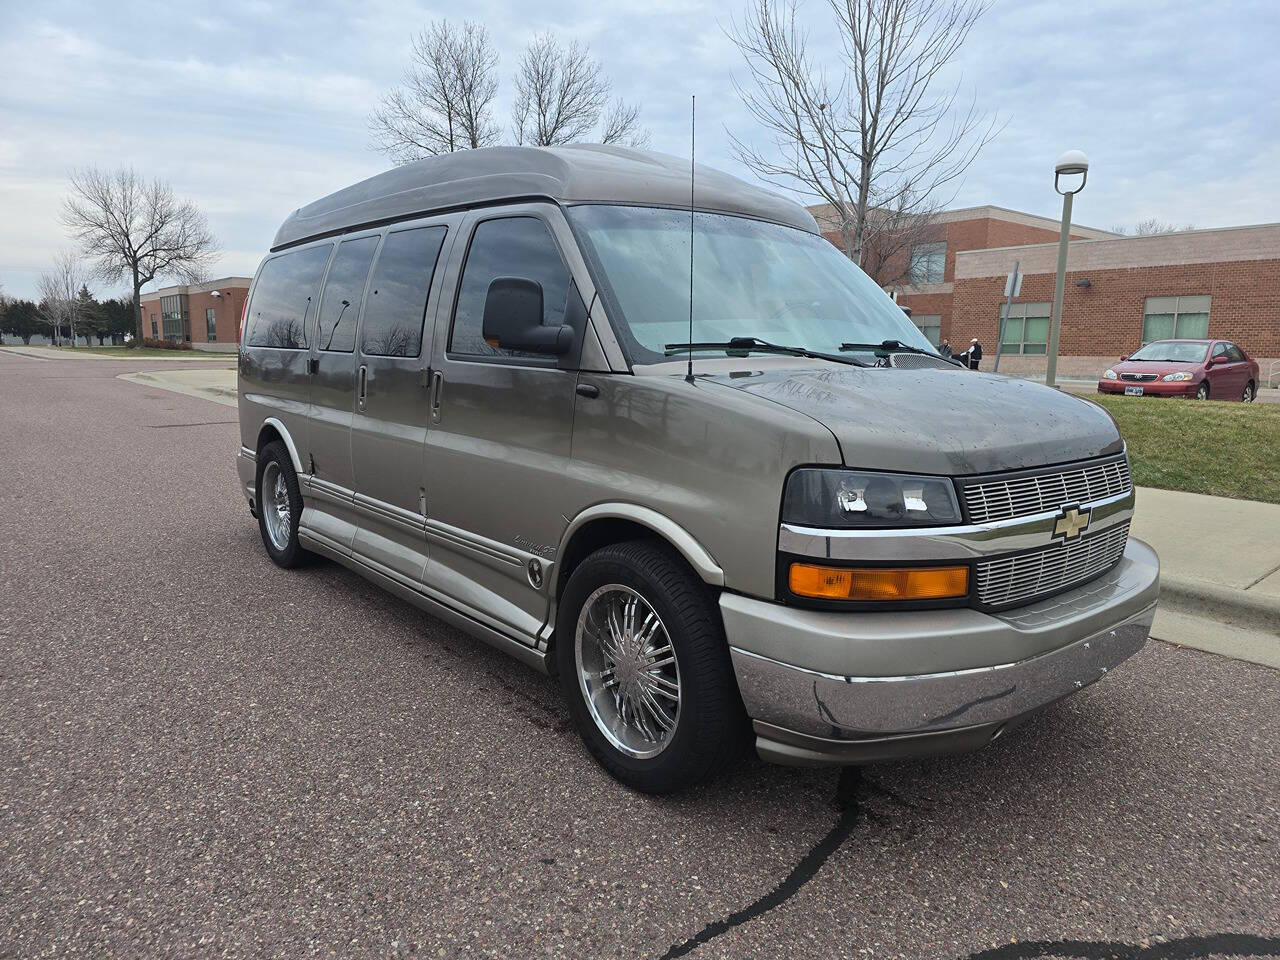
[664,336,871,367]
[840,339,963,367]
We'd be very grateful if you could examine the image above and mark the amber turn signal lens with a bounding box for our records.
[788,563,969,601]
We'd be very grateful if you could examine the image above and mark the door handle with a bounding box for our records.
[429,371,444,422]
[358,364,368,408]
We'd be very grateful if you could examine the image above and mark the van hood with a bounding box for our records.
[703,366,1123,476]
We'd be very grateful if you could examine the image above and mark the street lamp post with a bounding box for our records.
[1045,150,1089,389]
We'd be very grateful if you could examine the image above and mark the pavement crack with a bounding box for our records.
[657,767,863,960]
[958,932,1280,958]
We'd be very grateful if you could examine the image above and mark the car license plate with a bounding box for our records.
[1124,385,1144,396]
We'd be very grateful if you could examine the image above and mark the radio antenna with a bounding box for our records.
[686,94,696,384]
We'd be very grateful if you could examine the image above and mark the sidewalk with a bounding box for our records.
[118,368,237,407]
[1133,487,1280,667]
[1010,372,1280,404]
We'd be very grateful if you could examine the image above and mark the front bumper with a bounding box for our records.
[724,538,1159,766]
[1098,379,1195,397]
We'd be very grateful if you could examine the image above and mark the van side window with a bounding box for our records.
[245,244,333,349]
[450,216,570,359]
[316,236,379,353]
[360,226,447,358]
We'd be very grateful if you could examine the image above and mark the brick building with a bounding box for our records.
[809,203,1279,382]
[138,277,251,352]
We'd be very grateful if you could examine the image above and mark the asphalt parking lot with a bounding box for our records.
[2,354,1278,959]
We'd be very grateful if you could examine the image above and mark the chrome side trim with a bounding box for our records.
[239,445,257,462]
[305,475,354,508]
[301,534,549,673]
[426,517,524,567]
[354,492,427,536]
[779,489,1134,562]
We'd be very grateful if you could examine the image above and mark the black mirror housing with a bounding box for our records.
[481,277,574,355]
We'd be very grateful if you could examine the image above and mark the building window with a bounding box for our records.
[908,243,946,285]
[206,307,217,342]
[160,294,188,343]
[1142,295,1210,342]
[150,314,158,338]
[999,302,1051,354]
[911,314,941,346]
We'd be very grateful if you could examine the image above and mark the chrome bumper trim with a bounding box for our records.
[730,601,1153,739]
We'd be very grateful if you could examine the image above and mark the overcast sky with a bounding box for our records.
[1,0,1277,300]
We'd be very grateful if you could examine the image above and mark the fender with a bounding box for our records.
[558,503,725,587]
[260,417,305,476]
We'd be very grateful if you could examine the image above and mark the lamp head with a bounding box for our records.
[1054,149,1089,195]
[210,290,222,298]
[1054,149,1089,176]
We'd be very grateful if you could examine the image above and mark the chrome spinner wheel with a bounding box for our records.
[575,584,682,759]
[261,460,292,552]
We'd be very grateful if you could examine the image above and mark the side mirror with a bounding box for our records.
[1210,354,1230,365]
[481,277,573,355]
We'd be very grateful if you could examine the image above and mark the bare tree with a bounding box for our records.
[37,251,87,348]
[62,167,218,343]
[728,0,1000,280]
[1110,218,1197,236]
[370,20,502,163]
[512,34,648,147]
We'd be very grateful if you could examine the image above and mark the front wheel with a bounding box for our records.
[1195,382,1210,400]
[1243,380,1256,403]
[555,540,747,793]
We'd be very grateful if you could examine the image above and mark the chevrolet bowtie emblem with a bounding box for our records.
[1053,504,1091,541]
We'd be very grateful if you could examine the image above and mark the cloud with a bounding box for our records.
[1,0,1277,299]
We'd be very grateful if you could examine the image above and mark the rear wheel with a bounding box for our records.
[1195,381,1210,400]
[255,441,310,568]
[1243,380,1256,403]
[555,540,747,793]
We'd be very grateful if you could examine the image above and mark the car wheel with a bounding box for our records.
[1242,380,1256,403]
[1195,382,1210,400]
[555,540,748,793]
[255,440,310,568]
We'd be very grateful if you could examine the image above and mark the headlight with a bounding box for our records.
[1103,369,1118,380]
[782,469,961,528]
[1161,372,1193,382]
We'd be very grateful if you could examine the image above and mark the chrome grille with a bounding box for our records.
[976,522,1130,608]
[962,457,1131,524]
[1120,372,1158,382]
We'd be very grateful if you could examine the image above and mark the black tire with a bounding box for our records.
[1243,380,1256,403]
[1195,381,1210,400]
[555,540,748,793]
[255,440,310,568]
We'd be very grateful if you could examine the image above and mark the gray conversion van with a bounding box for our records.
[237,145,1159,793]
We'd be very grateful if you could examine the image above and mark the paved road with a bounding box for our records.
[2,354,1278,960]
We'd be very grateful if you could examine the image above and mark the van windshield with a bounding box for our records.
[568,204,936,365]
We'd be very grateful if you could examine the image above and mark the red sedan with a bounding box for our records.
[1098,338,1260,402]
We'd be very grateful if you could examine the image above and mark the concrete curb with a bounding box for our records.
[1158,573,1280,636]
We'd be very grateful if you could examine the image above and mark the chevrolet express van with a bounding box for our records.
[237,145,1160,793]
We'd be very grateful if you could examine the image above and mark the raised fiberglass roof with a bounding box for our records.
[271,144,817,250]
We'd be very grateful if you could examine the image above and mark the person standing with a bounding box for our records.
[967,337,983,370]
[938,338,953,360]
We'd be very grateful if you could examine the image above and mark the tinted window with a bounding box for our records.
[316,236,379,353]
[361,226,447,358]
[246,244,332,349]
[1225,343,1246,362]
[1211,342,1227,358]
[450,216,570,359]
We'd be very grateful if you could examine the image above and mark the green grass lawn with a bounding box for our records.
[29,345,229,360]
[1090,394,1280,503]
